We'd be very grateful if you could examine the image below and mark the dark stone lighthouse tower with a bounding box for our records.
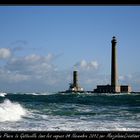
[71,70,84,92]
[94,36,132,93]
[73,71,78,88]
[111,36,120,92]
[111,36,118,86]
[94,36,121,93]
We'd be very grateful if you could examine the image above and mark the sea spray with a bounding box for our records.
[0,99,26,122]
[0,92,7,97]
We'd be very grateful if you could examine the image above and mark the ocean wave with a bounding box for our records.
[0,92,7,97]
[5,115,138,131]
[30,92,56,96]
[16,92,56,96]
[5,92,140,97]
[0,99,26,122]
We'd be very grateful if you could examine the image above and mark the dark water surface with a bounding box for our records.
[0,92,140,131]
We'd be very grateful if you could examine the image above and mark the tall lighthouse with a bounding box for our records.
[111,36,118,86]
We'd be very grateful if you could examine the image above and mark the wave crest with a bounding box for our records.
[0,99,26,122]
[0,92,7,97]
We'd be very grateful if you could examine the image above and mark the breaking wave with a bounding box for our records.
[0,99,26,122]
[0,92,7,97]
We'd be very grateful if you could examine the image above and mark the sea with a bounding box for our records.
[0,92,140,131]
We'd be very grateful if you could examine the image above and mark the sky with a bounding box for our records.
[0,6,140,92]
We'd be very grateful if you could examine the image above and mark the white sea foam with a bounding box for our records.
[0,99,26,122]
[23,92,55,96]
[0,112,140,131]
[0,92,7,97]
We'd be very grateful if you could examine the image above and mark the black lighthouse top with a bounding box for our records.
[111,36,117,43]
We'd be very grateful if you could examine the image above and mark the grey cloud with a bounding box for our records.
[0,53,62,92]
[0,48,11,59]
[0,68,30,83]
[5,54,56,76]
[74,59,99,71]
